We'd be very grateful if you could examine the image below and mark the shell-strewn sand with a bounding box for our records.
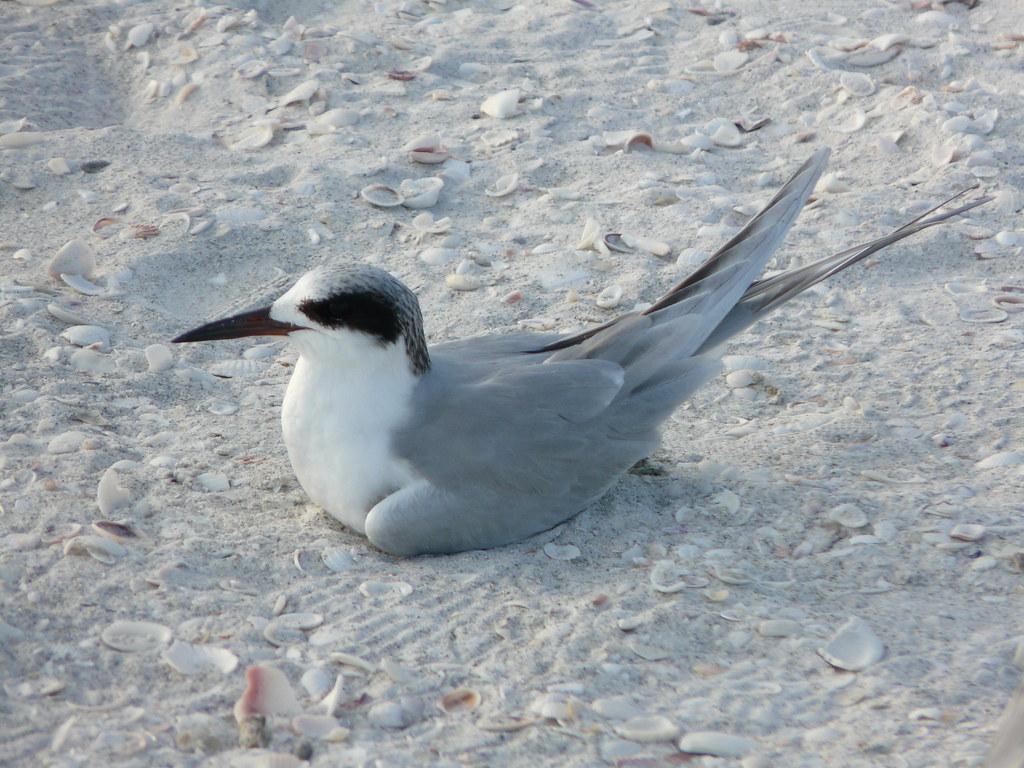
[2,1,1022,765]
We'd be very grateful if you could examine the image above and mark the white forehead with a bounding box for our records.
[277,267,332,307]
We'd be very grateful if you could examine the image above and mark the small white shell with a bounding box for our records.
[543,543,581,561]
[263,613,324,647]
[64,534,126,565]
[60,274,104,296]
[419,247,458,266]
[480,89,520,119]
[713,50,749,73]
[484,172,518,198]
[162,640,238,675]
[49,239,97,279]
[828,503,868,529]
[399,177,443,209]
[839,72,875,96]
[125,22,154,49]
[439,688,481,713]
[308,108,360,135]
[621,233,670,257]
[678,732,758,757]
[101,620,172,653]
[360,183,404,208]
[61,325,110,350]
[292,714,349,741]
[708,119,742,148]
[596,285,623,309]
[279,79,319,106]
[445,274,482,292]
[358,580,413,598]
[613,715,679,743]
[229,124,276,152]
[817,616,885,671]
[959,307,1007,324]
[403,134,449,164]
[949,523,985,542]
[530,692,576,722]
[97,467,131,516]
[145,344,174,372]
[320,548,355,572]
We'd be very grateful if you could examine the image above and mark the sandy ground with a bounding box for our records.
[1,0,1023,766]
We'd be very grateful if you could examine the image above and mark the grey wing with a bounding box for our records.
[392,353,633,498]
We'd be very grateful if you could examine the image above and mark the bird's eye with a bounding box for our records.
[298,291,401,345]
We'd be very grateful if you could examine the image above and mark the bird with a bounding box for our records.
[173,148,988,556]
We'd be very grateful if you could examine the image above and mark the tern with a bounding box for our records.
[174,148,988,556]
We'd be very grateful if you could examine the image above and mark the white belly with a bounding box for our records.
[281,352,418,533]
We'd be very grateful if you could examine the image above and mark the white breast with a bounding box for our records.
[280,332,420,533]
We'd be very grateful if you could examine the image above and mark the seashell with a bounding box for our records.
[235,60,268,79]
[328,651,376,673]
[292,714,348,741]
[817,173,849,194]
[50,239,97,279]
[828,503,868,529]
[208,359,265,378]
[162,640,238,675]
[614,715,679,743]
[368,698,425,730]
[145,344,173,372]
[713,50,749,72]
[871,33,909,51]
[602,233,634,254]
[485,172,518,198]
[839,72,875,96]
[279,79,319,106]
[480,89,520,119]
[64,534,126,565]
[92,520,137,540]
[530,692,576,722]
[47,157,72,175]
[234,665,302,722]
[949,523,985,542]
[321,547,354,572]
[263,613,324,646]
[419,247,458,266]
[97,468,131,516]
[592,697,642,720]
[314,674,346,717]
[60,274,104,296]
[403,134,449,164]
[171,43,199,65]
[174,83,198,106]
[678,732,758,757]
[308,108,360,135]
[439,688,481,713]
[621,233,671,257]
[360,183,404,208]
[959,307,1007,324]
[757,619,802,637]
[832,108,866,134]
[300,667,334,701]
[399,177,444,209]
[196,472,229,492]
[577,219,602,251]
[358,580,413,598]
[543,543,581,561]
[649,560,706,593]
[845,46,901,67]
[101,620,172,653]
[61,325,110,350]
[818,616,885,671]
[478,715,538,732]
[707,119,742,148]
[125,22,154,50]
[0,131,46,149]
[69,348,115,373]
[596,285,623,310]
[229,123,276,152]
[446,274,482,292]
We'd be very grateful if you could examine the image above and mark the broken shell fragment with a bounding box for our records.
[484,172,518,198]
[97,467,131,516]
[49,239,97,280]
[64,534,126,565]
[162,640,238,675]
[234,665,302,722]
[480,89,520,119]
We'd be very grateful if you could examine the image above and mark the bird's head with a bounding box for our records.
[173,264,430,374]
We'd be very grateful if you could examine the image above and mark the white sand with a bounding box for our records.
[2,0,1022,765]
